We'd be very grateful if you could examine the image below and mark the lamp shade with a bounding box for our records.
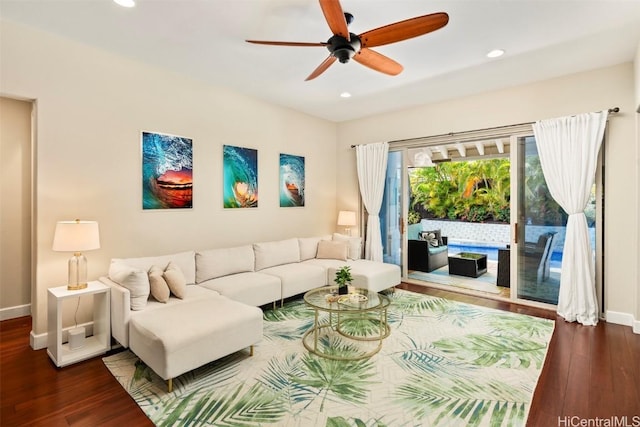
[337,211,356,226]
[52,220,100,252]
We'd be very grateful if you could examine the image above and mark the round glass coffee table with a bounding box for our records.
[302,286,390,361]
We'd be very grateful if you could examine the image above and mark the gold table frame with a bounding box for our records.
[302,286,390,361]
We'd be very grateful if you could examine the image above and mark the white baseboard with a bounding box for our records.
[30,322,95,351]
[0,304,31,321]
[605,310,640,334]
[30,330,47,350]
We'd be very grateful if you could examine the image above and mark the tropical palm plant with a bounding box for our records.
[409,158,511,223]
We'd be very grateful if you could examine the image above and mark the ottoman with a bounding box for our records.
[329,260,401,293]
[129,295,263,391]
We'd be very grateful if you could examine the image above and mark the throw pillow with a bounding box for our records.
[421,229,443,246]
[420,231,440,247]
[148,265,170,303]
[108,261,149,310]
[332,233,362,260]
[298,236,331,260]
[111,250,196,285]
[163,261,187,299]
[316,240,349,261]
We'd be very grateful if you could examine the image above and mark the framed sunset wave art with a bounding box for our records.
[141,131,193,210]
[279,153,305,207]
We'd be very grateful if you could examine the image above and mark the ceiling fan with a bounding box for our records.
[246,0,449,81]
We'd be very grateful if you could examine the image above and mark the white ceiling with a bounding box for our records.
[2,0,640,122]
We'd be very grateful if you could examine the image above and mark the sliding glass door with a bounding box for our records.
[513,136,563,305]
[379,130,602,310]
[511,134,601,308]
[381,150,404,267]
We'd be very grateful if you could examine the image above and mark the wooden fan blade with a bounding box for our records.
[246,40,328,47]
[319,0,349,40]
[353,48,403,76]
[359,12,449,48]
[305,55,337,81]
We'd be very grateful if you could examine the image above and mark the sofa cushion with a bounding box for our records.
[196,245,254,283]
[148,265,170,303]
[302,258,349,285]
[261,263,326,299]
[332,233,362,260]
[253,238,300,271]
[112,251,196,285]
[164,261,187,299]
[407,223,422,240]
[298,235,331,261]
[198,272,281,307]
[428,245,448,255]
[109,261,150,310]
[316,240,348,261]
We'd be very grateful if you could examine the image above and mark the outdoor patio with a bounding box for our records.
[406,219,564,304]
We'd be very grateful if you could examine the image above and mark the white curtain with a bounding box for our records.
[533,111,608,326]
[355,142,389,262]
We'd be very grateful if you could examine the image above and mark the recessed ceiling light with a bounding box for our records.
[340,92,352,98]
[114,0,135,7]
[487,49,505,58]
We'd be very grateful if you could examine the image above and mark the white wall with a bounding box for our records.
[635,41,640,333]
[337,63,639,326]
[635,42,640,110]
[0,21,338,337]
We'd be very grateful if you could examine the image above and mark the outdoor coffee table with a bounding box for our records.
[302,286,390,361]
[448,252,488,278]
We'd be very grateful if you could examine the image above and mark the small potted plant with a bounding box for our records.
[334,265,353,295]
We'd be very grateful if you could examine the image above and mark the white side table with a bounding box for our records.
[47,281,110,367]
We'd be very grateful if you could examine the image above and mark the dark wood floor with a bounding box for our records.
[1,283,638,426]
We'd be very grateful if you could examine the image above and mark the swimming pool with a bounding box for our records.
[447,242,563,269]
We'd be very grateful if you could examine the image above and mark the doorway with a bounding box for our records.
[380,127,603,309]
[0,96,34,320]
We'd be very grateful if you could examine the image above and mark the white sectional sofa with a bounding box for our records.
[99,234,401,391]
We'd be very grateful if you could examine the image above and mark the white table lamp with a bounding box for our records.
[52,220,100,290]
[337,210,356,236]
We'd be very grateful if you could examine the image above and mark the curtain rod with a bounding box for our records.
[350,107,619,148]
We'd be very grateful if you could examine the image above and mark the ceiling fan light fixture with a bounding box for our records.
[487,49,505,58]
[340,92,352,98]
[113,0,135,7]
[327,34,361,64]
[335,47,356,63]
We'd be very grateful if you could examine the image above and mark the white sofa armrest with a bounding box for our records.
[99,276,131,348]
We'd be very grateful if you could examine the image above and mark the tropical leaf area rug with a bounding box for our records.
[103,289,554,427]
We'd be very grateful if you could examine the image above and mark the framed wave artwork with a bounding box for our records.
[141,131,193,210]
[279,153,305,207]
[223,145,258,208]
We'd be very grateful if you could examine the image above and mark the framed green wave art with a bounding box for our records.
[279,153,305,207]
[141,131,193,210]
[223,145,258,208]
